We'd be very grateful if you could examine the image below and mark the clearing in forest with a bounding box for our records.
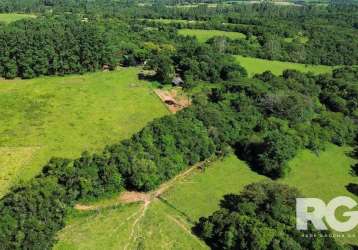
[178,29,246,43]
[0,67,168,197]
[236,55,334,76]
[55,144,357,249]
[0,13,36,23]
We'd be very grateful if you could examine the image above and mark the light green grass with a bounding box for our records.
[178,29,246,43]
[236,55,333,76]
[163,155,266,220]
[284,35,309,44]
[284,144,357,245]
[0,68,168,196]
[0,13,36,23]
[128,201,208,250]
[55,200,208,250]
[281,144,357,202]
[55,203,142,250]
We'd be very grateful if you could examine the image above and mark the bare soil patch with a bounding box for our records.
[118,191,150,204]
[154,88,191,113]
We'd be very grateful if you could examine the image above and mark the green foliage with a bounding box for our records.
[257,130,300,178]
[148,54,175,84]
[0,17,115,79]
[346,183,358,196]
[106,113,216,191]
[194,182,344,250]
[0,177,68,250]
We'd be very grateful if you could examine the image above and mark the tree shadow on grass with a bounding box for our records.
[157,196,194,224]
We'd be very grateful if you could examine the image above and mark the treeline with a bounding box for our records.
[0,110,216,248]
[0,17,116,79]
[194,182,345,249]
[1,1,358,69]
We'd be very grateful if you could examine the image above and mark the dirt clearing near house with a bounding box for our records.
[154,88,191,113]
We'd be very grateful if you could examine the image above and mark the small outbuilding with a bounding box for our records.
[172,76,184,86]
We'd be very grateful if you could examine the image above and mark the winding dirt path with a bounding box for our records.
[73,160,213,249]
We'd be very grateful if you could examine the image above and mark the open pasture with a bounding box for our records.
[236,55,333,76]
[178,29,246,43]
[0,67,168,196]
[0,13,36,23]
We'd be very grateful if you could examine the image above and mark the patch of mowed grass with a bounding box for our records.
[54,203,142,250]
[55,200,208,250]
[178,29,246,43]
[282,144,357,246]
[163,155,266,220]
[236,55,333,77]
[281,144,357,202]
[0,67,168,196]
[128,201,208,250]
[0,13,36,23]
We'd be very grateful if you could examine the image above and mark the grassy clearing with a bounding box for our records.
[127,201,208,250]
[55,199,208,250]
[284,35,309,44]
[178,29,246,43]
[281,144,357,202]
[0,67,168,196]
[163,155,266,220]
[0,13,36,23]
[55,144,357,248]
[236,55,333,76]
[55,203,142,250]
[281,144,358,246]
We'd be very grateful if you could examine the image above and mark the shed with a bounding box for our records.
[172,76,184,86]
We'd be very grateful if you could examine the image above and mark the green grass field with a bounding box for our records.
[0,68,168,197]
[0,13,36,23]
[281,144,357,202]
[55,200,208,250]
[55,144,357,249]
[236,55,333,76]
[178,29,246,43]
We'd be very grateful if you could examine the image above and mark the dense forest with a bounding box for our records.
[0,0,357,249]
[194,182,343,249]
[0,1,357,79]
[0,17,116,79]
